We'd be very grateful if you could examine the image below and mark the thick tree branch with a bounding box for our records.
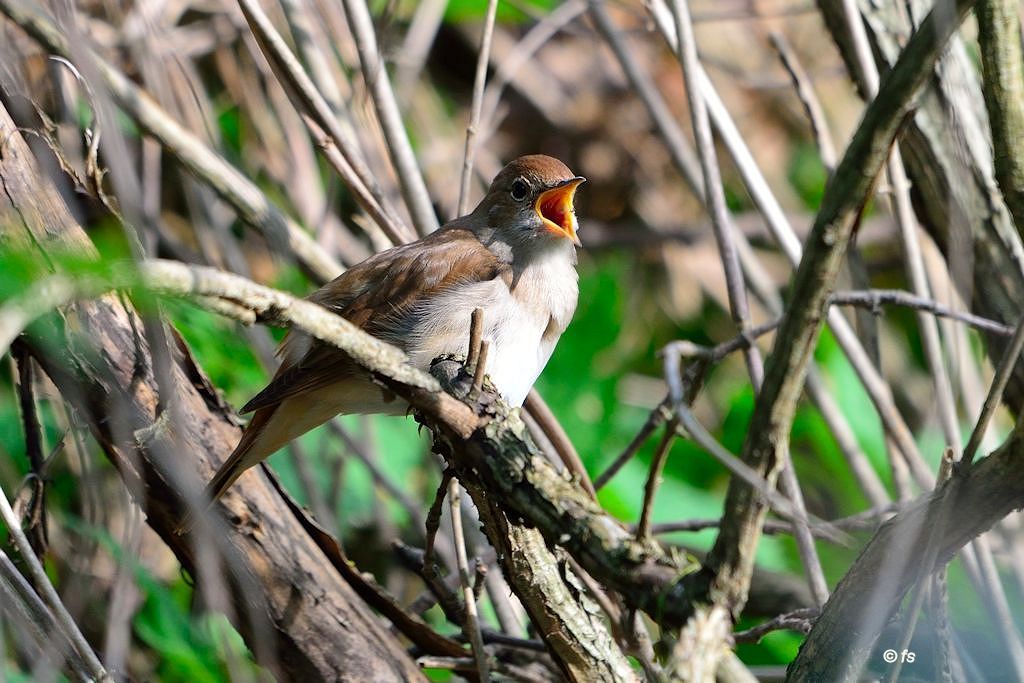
[466,475,637,682]
[700,0,977,619]
[129,259,705,626]
[816,0,1024,413]
[978,0,1024,237]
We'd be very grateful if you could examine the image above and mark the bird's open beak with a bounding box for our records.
[535,176,585,247]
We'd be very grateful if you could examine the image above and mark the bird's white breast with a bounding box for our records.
[402,248,578,406]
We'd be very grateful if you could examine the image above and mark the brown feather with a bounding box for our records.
[241,227,508,415]
[177,227,512,534]
[203,406,277,502]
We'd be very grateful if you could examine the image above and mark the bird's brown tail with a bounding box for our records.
[175,407,275,535]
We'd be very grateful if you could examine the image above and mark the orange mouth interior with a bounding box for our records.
[534,178,584,244]
[539,192,569,230]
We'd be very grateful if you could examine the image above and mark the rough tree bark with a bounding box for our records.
[817,0,1024,411]
[0,99,427,682]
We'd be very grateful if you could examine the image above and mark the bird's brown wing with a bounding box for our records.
[239,227,509,414]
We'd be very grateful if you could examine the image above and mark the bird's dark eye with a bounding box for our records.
[510,178,529,201]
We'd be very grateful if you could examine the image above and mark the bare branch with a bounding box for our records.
[236,0,414,244]
[636,424,675,540]
[768,32,837,171]
[733,608,819,644]
[978,0,1024,235]
[594,398,671,491]
[448,479,490,681]
[699,0,977,621]
[0,481,112,682]
[961,314,1024,467]
[456,0,499,217]
[338,0,438,236]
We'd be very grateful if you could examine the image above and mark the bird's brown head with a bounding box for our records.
[476,154,585,250]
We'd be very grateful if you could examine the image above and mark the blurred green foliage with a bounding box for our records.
[437,0,554,24]
[788,142,829,210]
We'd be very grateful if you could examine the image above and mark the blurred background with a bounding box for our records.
[1,0,1021,680]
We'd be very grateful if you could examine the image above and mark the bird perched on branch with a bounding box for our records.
[181,155,584,530]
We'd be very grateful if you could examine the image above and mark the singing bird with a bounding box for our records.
[186,155,585,525]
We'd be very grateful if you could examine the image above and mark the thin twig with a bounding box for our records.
[832,291,1013,335]
[595,398,672,490]
[417,655,476,671]
[456,0,499,217]
[472,561,487,602]
[666,289,1014,367]
[669,0,763,390]
[394,540,465,625]
[589,0,702,195]
[0,550,84,679]
[338,0,439,236]
[303,116,411,245]
[470,340,490,397]
[237,0,412,243]
[769,32,837,171]
[479,629,546,652]
[277,0,348,118]
[12,345,47,555]
[636,424,676,540]
[733,607,820,644]
[448,479,490,681]
[482,570,525,636]
[0,482,111,681]
[649,502,904,538]
[670,404,849,545]
[479,0,588,140]
[102,498,142,673]
[423,470,454,567]
[960,315,1024,468]
[451,307,489,678]
[467,308,484,368]
[395,0,448,95]
[327,420,428,532]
